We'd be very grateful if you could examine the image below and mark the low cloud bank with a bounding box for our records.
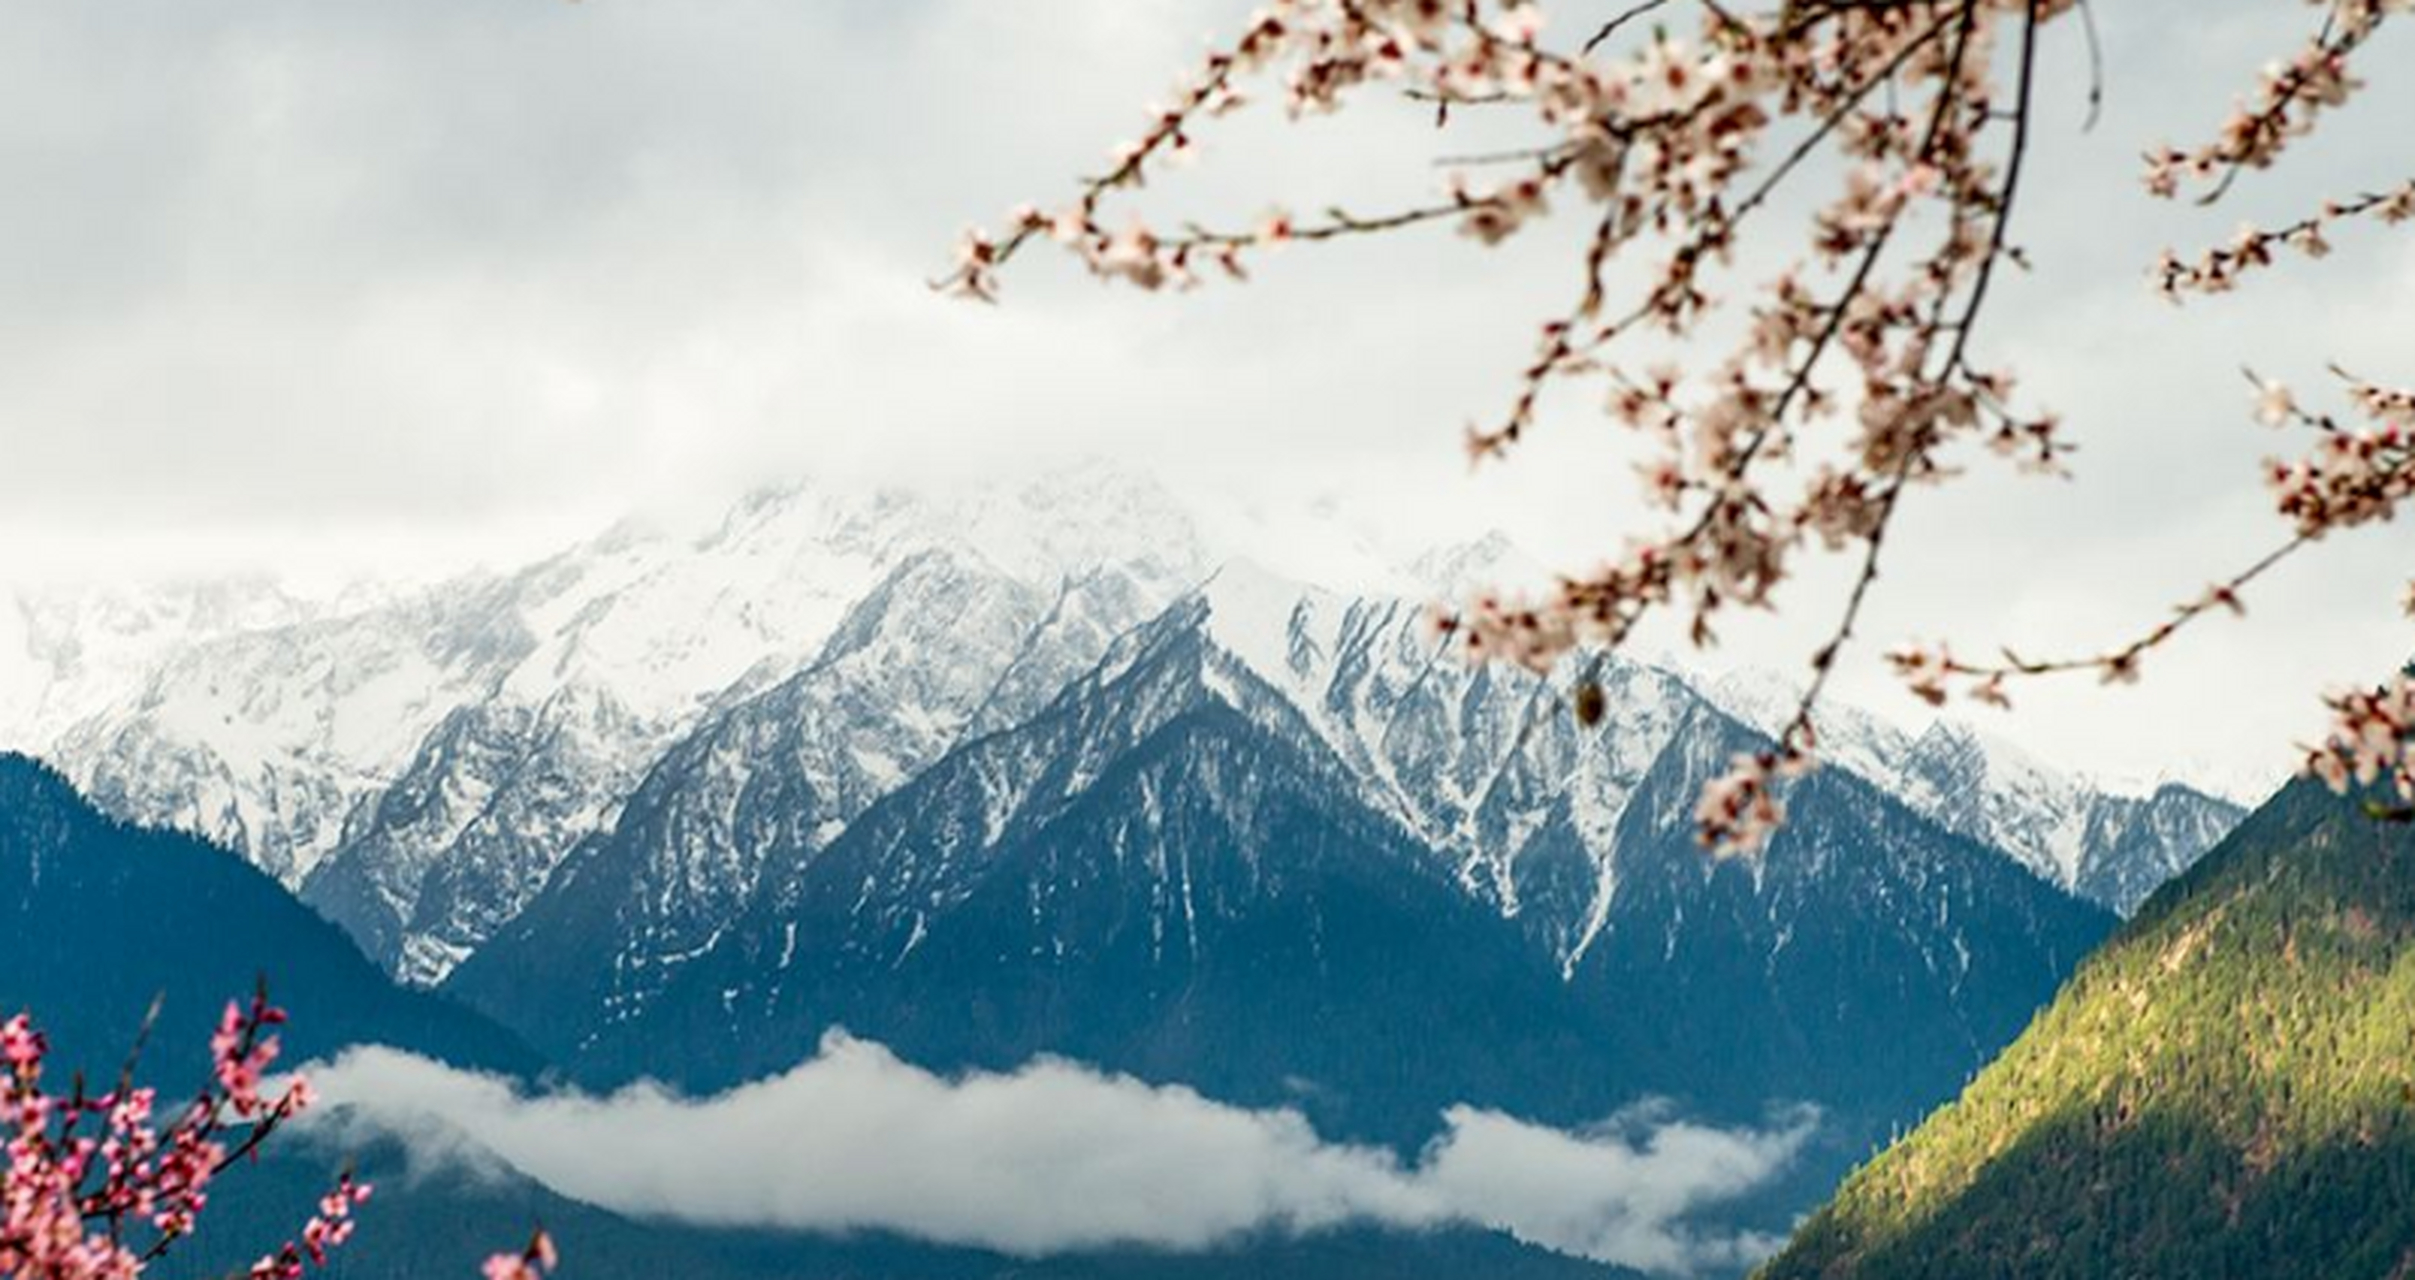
[300,1034,1812,1275]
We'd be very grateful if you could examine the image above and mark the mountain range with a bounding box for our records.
[0,467,2267,1274]
[0,751,1634,1280]
[501,571,2117,1155]
[3,470,2243,984]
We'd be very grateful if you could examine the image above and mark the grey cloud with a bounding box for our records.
[298,1035,1812,1275]
[5,0,2408,789]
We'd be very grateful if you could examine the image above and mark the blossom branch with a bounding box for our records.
[948,0,2415,849]
[5,994,547,1280]
[1890,535,2311,707]
[2305,675,2415,812]
[2155,177,2415,298]
[1893,370,2413,705]
[2143,0,2407,205]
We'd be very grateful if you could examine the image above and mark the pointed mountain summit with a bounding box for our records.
[560,579,1646,1140]
[302,682,654,983]
[445,547,1179,1057]
[243,469,1198,981]
[41,468,1207,901]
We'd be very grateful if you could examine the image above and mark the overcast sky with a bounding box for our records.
[0,0,2408,797]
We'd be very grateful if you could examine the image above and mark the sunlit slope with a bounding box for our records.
[1763,778,2415,1279]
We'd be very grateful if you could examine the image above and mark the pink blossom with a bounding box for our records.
[482,1229,559,1280]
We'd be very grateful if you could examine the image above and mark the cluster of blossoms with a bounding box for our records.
[954,0,2077,851]
[249,1175,372,1280]
[958,0,2414,851]
[3,992,338,1280]
[2305,676,2415,805]
[2263,375,2415,536]
[3,996,549,1280]
[1886,639,2008,708]
[1879,369,2415,729]
[481,1229,559,1280]
[1694,745,1814,856]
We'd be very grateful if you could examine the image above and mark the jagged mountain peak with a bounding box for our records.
[510,582,2117,1253]
[815,546,1022,666]
[444,547,1188,1035]
[0,577,343,756]
[1706,667,1920,785]
[1124,565,1701,969]
[1905,716,2045,783]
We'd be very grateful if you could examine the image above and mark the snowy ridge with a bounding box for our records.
[459,546,1184,1029]
[1704,668,2245,911]
[0,579,359,759]
[499,547,2118,1169]
[19,470,2242,991]
[1186,562,1707,969]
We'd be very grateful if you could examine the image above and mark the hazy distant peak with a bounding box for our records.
[1405,530,1552,600]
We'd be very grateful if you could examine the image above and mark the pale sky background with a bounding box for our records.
[0,0,2408,799]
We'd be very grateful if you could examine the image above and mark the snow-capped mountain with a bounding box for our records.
[275,492,908,983]
[0,578,338,755]
[300,682,657,985]
[29,469,1213,980]
[509,568,2112,1200]
[1705,670,2244,913]
[451,555,1708,1066]
[448,548,1181,1049]
[8,471,2254,1265]
[53,579,538,884]
[1169,562,1698,973]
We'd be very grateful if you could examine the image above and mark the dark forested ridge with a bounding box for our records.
[0,752,536,1081]
[1761,778,2415,1279]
